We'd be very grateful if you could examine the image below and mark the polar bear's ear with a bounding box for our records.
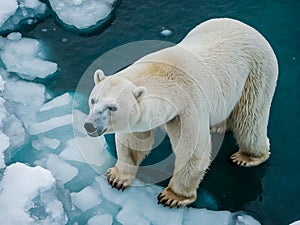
[133,86,147,101]
[94,69,106,84]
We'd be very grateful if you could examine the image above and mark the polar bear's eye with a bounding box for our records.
[107,104,117,112]
[91,98,95,105]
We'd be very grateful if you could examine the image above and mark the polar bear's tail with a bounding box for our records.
[229,40,278,161]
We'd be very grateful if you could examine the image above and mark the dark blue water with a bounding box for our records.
[25,1,300,224]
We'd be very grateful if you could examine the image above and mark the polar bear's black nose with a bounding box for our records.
[84,122,97,133]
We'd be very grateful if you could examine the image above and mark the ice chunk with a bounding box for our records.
[7,31,22,41]
[48,0,118,32]
[72,136,108,167]
[2,113,26,149]
[59,138,85,163]
[4,78,46,127]
[228,212,261,225]
[32,136,60,151]
[0,131,10,168]
[0,0,48,34]
[0,0,18,28]
[0,95,26,150]
[0,72,5,95]
[183,208,230,225]
[39,93,72,112]
[28,114,73,135]
[71,186,102,211]
[0,163,68,225]
[3,78,45,105]
[87,214,113,225]
[290,221,300,225]
[1,35,58,80]
[44,154,79,184]
[160,29,173,37]
[94,176,261,225]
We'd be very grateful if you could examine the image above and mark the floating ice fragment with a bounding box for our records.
[6,32,22,41]
[62,38,68,43]
[29,114,73,135]
[0,34,58,80]
[160,29,173,37]
[0,0,48,34]
[59,138,85,163]
[48,0,119,33]
[72,136,107,167]
[0,0,18,28]
[88,214,113,225]
[0,75,5,94]
[44,154,79,184]
[71,186,102,212]
[0,163,68,225]
[39,93,72,112]
[0,131,10,168]
[32,136,60,151]
[290,221,300,225]
[228,212,261,225]
[3,78,46,128]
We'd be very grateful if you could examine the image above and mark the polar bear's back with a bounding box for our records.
[180,18,275,60]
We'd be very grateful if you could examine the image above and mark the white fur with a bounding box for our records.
[86,18,278,206]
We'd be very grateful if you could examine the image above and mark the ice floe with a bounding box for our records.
[0,33,58,80]
[71,186,102,212]
[0,163,69,225]
[0,0,48,34]
[48,0,119,33]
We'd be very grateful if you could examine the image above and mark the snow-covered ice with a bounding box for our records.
[0,33,58,80]
[0,163,69,225]
[0,0,48,34]
[48,0,118,31]
[71,186,102,212]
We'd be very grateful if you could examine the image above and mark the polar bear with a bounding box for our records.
[84,18,278,208]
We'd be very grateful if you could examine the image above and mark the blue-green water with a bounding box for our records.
[25,1,300,224]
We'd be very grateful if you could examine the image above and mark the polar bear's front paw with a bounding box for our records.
[157,187,196,208]
[105,167,135,191]
[230,150,270,167]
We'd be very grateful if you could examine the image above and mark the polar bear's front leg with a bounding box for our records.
[106,131,154,190]
[158,114,211,208]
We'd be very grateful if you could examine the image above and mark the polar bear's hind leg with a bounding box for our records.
[230,50,278,167]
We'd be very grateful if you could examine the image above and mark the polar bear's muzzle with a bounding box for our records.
[84,121,107,137]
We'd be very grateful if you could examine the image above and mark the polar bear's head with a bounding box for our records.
[84,69,148,137]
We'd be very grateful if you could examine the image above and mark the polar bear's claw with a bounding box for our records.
[157,187,195,208]
[105,167,134,191]
[230,150,270,167]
